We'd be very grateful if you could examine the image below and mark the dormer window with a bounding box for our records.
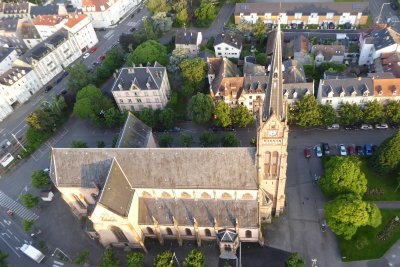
[363,90,369,97]
[378,90,382,96]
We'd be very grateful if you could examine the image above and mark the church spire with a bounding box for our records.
[262,21,285,122]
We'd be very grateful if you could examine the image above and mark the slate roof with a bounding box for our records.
[0,67,32,86]
[369,27,400,51]
[98,158,134,217]
[243,76,268,94]
[214,31,243,50]
[235,2,369,15]
[30,4,60,17]
[111,63,166,92]
[294,35,309,54]
[283,83,313,100]
[175,29,199,45]
[0,47,15,62]
[312,45,345,61]
[138,198,258,228]
[50,147,258,189]
[243,61,266,76]
[46,29,68,47]
[0,2,29,15]
[30,44,50,60]
[321,77,373,98]
[283,59,306,84]
[0,18,19,33]
[116,112,152,148]
[208,57,239,95]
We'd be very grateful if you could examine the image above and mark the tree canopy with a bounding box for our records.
[285,253,304,267]
[127,40,168,66]
[21,193,39,209]
[189,93,214,124]
[126,251,144,267]
[66,63,92,93]
[319,104,336,127]
[158,133,173,147]
[154,251,174,267]
[214,101,232,127]
[179,133,194,147]
[319,156,367,196]
[362,100,384,125]
[232,105,254,127]
[221,133,240,147]
[152,12,173,33]
[100,249,119,267]
[339,103,362,126]
[183,249,205,267]
[31,170,51,189]
[373,130,400,174]
[136,108,159,128]
[385,100,400,125]
[325,194,381,240]
[195,0,217,27]
[290,95,321,127]
[146,0,170,13]
[159,108,176,129]
[200,131,219,147]
[180,58,206,88]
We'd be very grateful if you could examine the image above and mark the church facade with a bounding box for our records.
[49,25,288,256]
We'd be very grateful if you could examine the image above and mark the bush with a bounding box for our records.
[20,194,39,209]
[31,170,51,189]
[22,219,35,232]
[158,133,173,147]
[199,131,218,147]
[74,250,89,266]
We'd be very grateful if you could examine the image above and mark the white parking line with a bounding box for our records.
[0,234,20,257]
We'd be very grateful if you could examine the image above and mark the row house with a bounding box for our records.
[111,62,171,112]
[373,78,400,103]
[235,2,369,27]
[311,45,345,66]
[0,67,43,121]
[0,18,26,51]
[82,0,140,28]
[0,2,30,19]
[0,46,18,75]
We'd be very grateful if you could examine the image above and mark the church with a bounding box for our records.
[49,24,288,257]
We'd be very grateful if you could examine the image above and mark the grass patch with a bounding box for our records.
[339,210,400,261]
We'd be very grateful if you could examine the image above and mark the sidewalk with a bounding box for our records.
[374,201,400,209]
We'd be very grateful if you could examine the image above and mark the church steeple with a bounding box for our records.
[262,22,285,122]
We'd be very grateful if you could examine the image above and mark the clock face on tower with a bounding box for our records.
[268,130,277,137]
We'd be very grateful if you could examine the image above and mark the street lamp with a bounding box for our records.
[377,3,391,24]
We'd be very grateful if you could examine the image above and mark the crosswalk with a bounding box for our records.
[53,260,64,267]
[104,30,114,39]
[0,190,38,221]
[126,21,137,27]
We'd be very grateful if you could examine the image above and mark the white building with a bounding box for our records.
[33,15,66,40]
[0,67,43,121]
[358,27,400,66]
[0,46,18,75]
[111,63,171,112]
[81,0,140,28]
[63,14,98,52]
[175,29,202,56]
[214,32,243,59]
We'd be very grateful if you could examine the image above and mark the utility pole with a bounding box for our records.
[11,133,27,152]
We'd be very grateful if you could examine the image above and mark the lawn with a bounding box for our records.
[339,210,400,261]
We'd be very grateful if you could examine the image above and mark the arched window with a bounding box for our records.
[110,226,129,243]
[166,227,173,236]
[181,192,191,199]
[205,229,211,237]
[147,227,154,235]
[245,230,252,238]
[221,192,233,200]
[185,228,192,236]
[242,193,253,200]
[142,191,152,198]
[201,192,212,199]
[161,191,171,198]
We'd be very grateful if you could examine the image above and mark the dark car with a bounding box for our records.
[304,147,311,159]
[61,89,67,95]
[356,145,364,156]
[372,145,378,154]
[62,71,69,78]
[391,0,399,10]
[322,143,330,155]
[45,85,53,92]
[129,27,136,32]
[365,144,373,156]
[348,145,356,156]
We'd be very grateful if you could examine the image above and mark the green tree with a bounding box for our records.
[100,249,119,267]
[182,81,195,96]
[256,53,267,66]
[21,193,39,209]
[195,0,217,27]
[31,170,51,189]
[214,101,232,127]
[325,194,381,240]
[183,249,205,267]
[159,108,176,129]
[373,131,400,174]
[180,58,206,88]
[319,104,337,127]
[200,131,218,147]
[290,95,321,127]
[95,66,112,84]
[179,133,194,147]
[73,250,89,266]
[134,18,158,43]
[137,108,158,128]
[119,33,137,52]
[227,0,246,3]
[126,251,144,267]
[104,107,122,128]
[285,253,304,267]
[66,63,92,93]
[26,109,56,132]
[103,46,125,71]
[127,40,168,66]
[0,250,7,267]
[253,18,266,42]
[232,105,254,127]
[22,219,35,232]
[152,12,173,33]
[339,103,362,126]
[363,100,385,124]
[154,251,174,267]
[97,141,106,148]
[146,0,170,13]
[221,133,240,147]
[176,9,188,26]
[189,93,214,124]
[385,100,400,125]
[71,140,88,148]
[167,48,191,75]
[158,133,173,147]
[319,157,367,196]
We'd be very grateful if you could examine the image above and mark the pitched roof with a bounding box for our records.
[0,67,32,86]
[46,29,68,47]
[64,14,87,29]
[373,78,400,97]
[294,35,309,54]
[0,2,29,14]
[0,46,15,62]
[368,27,400,51]
[175,29,199,45]
[138,198,258,228]
[220,77,245,99]
[17,19,40,39]
[235,2,369,15]
[0,18,19,33]
[214,31,243,50]
[208,57,239,95]
[283,82,314,100]
[312,45,345,60]
[243,75,268,94]
[116,112,152,148]
[283,59,306,83]
[321,77,373,98]
[217,229,238,243]
[30,4,60,17]
[82,0,110,12]
[98,158,134,217]
[33,15,65,26]
[51,147,258,189]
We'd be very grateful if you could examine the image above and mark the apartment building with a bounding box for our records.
[111,63,171,112]
[175,29,202,56]
[63,14,98,52]
[234,2,369,27]
[0,46,18,74]
[214,32,243,59]
[0,2,30,19]
[373,78,400,102]
[33,15,66,40]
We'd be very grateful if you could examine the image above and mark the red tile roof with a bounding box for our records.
[33,15,65,26]
[82,0,110,12]
[64,14,87,28]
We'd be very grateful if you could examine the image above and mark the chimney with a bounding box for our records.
[118,83,123,90]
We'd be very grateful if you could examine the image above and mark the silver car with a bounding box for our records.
[315,145,323,158]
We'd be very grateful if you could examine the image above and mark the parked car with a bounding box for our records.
[356,145,364,156]
[322,143,330,155]
[372,145,378,154]
[339,144,347,156]
[98,55,106,62]
[129,27,136,32]
[348,145,356,156]
[83,52,90,59]
[326,124,340,130]
[62,71,69,78]
[304,147,311,159]
[315,144,323,158]
[360,124,373,130]
[365,144,373,156]
[89,46,97,53]
[61,89,67,95]
[375,123,388,129]
[44,85,53,92]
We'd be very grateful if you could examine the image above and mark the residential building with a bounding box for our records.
[0,18,25,51]
[311,45,345,66]
[17,19,41,49]
[373,78,400,103]
[29,4,67,19]
[33,15,66,40]
[234,2,369,27]
[214,32,243,59]
[293,35,311,65]
[317,77,373,109]
[175,29,202,55]
[0,67,43,121]
[63,14,98,52]
[378,52,400,77]
[0,2,30,19]
[207,57,240,99]
[49,23,289,256]
[0,46,18,74]
[111,63,171,112]
[358,26,400,66]
[81,0,140,28]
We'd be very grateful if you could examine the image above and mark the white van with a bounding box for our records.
[326,124,340,130]
[20,244,45,263]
